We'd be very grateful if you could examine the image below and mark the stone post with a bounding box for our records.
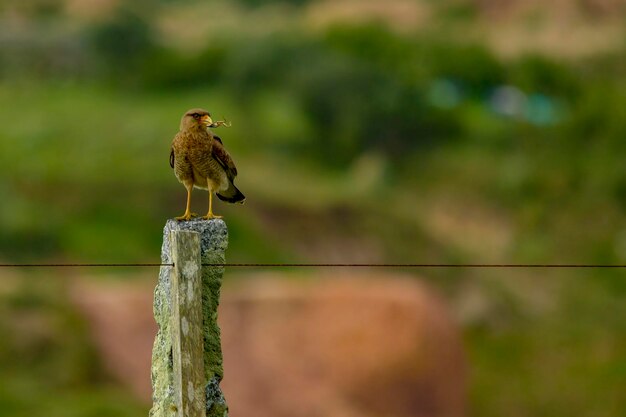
[150,219,229,417]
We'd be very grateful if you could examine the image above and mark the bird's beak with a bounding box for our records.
[201,115,213,127]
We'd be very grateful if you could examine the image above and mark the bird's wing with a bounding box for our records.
[211,136,238,179]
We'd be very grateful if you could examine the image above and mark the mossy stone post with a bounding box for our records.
[150,219,229,417]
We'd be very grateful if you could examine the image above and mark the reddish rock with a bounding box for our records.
[70,278,157,400]
[71,274,466,417]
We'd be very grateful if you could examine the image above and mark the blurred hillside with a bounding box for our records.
[0,0,625,416]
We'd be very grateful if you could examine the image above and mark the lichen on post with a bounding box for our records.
[150,218,229,417]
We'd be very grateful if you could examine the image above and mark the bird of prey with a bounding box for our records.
[170,108,245,220]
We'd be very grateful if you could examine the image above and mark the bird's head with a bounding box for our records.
[180,108,231,131]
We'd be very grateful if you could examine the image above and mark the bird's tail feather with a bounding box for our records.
[217,182,245,204]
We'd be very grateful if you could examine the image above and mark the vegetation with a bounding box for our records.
[0,0,624,416]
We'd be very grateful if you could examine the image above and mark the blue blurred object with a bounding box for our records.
[488,85,561,125]
[489,85,527,118]
[525,93,558,126]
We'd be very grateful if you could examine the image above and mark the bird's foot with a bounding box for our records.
[203,213,223,220]
[175,212,198,221]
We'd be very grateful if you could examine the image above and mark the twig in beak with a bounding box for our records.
[210,116,231,128]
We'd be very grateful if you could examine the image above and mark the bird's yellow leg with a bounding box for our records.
[175,185,197,221]
[204,191,222,219]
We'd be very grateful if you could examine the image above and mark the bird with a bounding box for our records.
[169,108,245,221]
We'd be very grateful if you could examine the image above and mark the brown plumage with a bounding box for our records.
[170,108,245,220]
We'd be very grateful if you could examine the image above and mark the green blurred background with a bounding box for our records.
[0,0,625,416]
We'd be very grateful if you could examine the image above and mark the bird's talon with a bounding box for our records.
[175,212,197,221]
[203,214,223,220]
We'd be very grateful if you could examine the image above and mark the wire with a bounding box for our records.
[0,263,171,268]
[203,263,626,268]
[0,263,625,268]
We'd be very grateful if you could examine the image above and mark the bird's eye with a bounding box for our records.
[192,113,200,119]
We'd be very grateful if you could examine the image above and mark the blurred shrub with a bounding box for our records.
[141,46,227,89]
[290,56,461,165]
[426,43,505,96]
[86,9,156,81]
[0,0,62,18]
[509,54,579,99]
